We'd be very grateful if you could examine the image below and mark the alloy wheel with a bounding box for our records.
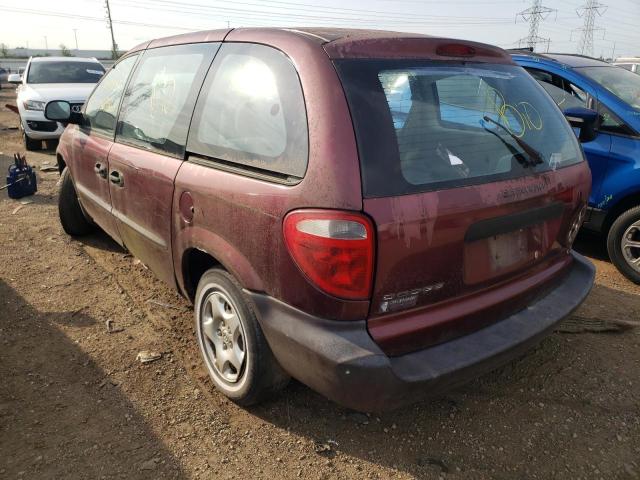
[621,220,640,273]
[199,290,246,384]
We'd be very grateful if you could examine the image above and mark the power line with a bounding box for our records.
[516,0,556,52]
[111,0,514,26]
[575,0,607,56]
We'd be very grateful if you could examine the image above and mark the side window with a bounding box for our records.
[84,55,138,136]
[598,103,634,136]
[525,68,587,110]
[116,43,218,157]
[188,43,308,179]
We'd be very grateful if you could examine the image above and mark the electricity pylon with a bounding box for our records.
[516,0,556,52]
[575,0,607,56]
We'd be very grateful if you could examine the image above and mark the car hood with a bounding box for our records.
[19,83,96,103]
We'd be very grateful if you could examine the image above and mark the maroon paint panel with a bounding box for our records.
[323,35,514,63]
[108,143,181,288]
[147,29,231,49]
[65,126,122,244]
[364,162,591,355]
[170,28,372,320]
[172,161,370,321]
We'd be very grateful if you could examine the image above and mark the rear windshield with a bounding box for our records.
[27,61,105,84]
[335,61,583,197]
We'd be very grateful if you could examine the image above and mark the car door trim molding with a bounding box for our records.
[76,183,166,248]
[75,182,112,213]
[112,208,168,248]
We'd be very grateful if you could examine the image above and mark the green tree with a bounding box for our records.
[0,43,8,58]
[60,44,73,57]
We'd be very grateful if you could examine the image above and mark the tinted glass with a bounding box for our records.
[27,61,104,84]
[336,61,583,197]
[579,66,640,109]
[598,103,633,135]
[117,43,218,157]
[188,43,308,178]
[84,55,138,135]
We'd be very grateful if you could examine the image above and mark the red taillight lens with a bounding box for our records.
[436,43,476,58]
[283,210,375,300]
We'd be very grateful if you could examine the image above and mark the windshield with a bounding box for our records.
[579,66,640,109]
[27,61,104,84]
[335,61,583,197]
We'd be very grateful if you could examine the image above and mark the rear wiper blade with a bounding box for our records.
[482,116,545,168]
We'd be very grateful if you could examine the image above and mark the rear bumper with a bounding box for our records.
[248,251,594,411]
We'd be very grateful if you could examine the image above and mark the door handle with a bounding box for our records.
[109,170,124,187]
[94,162,107,179]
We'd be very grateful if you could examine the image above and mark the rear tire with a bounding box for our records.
[23,131,41,151]
[58,167,94,236]
[607,206,640,284]
[195,268,289,406]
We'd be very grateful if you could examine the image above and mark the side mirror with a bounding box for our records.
[563,107,599,143]
[8,74,22,84]
[44,100,84,126]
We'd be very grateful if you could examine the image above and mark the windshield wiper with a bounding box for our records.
[482,116,545,168]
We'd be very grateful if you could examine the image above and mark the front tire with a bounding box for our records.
[23,131,41,151]
[58,167,94,236]
[607,206,640,284]
[195,268,288,406]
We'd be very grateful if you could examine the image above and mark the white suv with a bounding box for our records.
[10,56,105,150]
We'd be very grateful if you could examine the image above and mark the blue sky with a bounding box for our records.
[0,0,637,57]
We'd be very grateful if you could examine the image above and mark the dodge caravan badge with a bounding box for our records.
[379,282,444,313]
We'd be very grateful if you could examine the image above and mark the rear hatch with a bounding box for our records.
[333,41,590,355]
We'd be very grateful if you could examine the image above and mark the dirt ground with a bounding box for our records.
[0,86,639,480]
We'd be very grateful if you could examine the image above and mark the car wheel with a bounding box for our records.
[195,268,289,406]
[607,206,640,284]
[58,167,94,236]
[23,131,41,151]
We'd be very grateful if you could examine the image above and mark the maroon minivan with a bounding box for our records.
[46,28,595,411]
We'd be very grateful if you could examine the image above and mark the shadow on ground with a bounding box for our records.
[0,280,186,479]
[574,229,608,262]
[79,230,127,254]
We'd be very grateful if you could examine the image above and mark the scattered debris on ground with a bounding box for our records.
[136,350,163,364]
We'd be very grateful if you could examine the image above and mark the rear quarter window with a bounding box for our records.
[187,43,308,179]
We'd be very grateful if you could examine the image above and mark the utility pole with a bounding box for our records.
[73,29,79,50]
[516,0,556,52]
[104,0,118,59]
[575,0,607,57]
[43,36,48,51]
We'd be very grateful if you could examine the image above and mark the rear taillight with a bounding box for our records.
[283,210,375,300]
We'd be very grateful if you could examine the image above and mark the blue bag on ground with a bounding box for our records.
[6,153,37,199]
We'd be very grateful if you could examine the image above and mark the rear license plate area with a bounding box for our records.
[464,226,544,284]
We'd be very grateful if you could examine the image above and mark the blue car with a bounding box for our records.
[512,52,640,283]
